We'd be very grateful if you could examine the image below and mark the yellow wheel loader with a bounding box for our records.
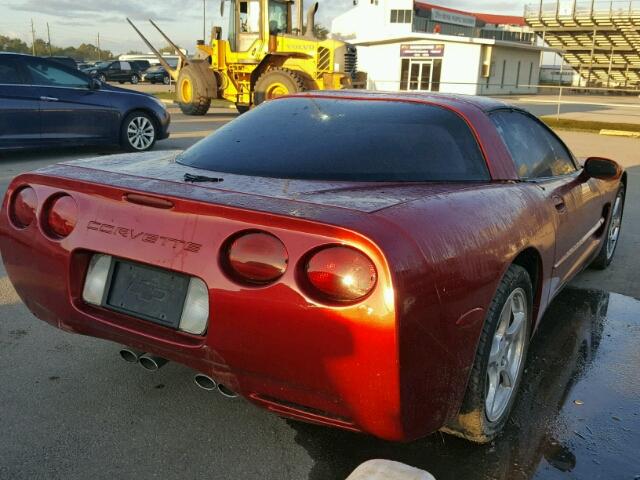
[128,0,357,115]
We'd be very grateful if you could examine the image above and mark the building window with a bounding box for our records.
[390,9,412,23]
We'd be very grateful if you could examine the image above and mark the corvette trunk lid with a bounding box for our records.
[35,151,475,217]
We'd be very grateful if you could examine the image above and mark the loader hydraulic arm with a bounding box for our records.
[126,18,181,81]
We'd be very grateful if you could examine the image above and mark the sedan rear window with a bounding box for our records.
[177,97,489,182]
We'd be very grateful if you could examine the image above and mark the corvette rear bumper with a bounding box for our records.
[0,175,413,441]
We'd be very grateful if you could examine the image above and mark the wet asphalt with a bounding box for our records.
[0,106,639,479]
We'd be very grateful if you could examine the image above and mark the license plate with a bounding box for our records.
[104,260,190,329]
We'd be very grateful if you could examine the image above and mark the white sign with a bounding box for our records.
[431,8,476,28]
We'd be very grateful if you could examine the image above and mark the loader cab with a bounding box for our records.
[226,0,292,51]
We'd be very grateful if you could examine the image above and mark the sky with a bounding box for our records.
[0,0,527,55]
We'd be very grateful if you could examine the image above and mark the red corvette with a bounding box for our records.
[0,91,625,443]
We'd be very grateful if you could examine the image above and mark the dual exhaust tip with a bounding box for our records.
[119,348,166,371]
[193,374,238,398]
[119,347,237,398]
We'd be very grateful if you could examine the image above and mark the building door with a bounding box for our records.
[401,59,442,91]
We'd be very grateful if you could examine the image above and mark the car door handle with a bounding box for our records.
[40,96,59,102]
[553,195,567,213]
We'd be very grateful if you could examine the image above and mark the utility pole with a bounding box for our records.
[31,19,36,56]
[97,33,101,61]
[203,0,207,42]
[46,23,52,56]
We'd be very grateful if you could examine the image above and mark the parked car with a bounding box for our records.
[142,65,171,85]
[43,56,77,69]
[129,60,151,73]
[0,91,625,443]
[85,60,144,84]
[77,62,94,71]
[0,53,170,151]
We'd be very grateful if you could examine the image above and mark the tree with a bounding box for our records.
[159,44,177,55]
[0,35,30,54]
[313,23,329,40]
[0,34,113,60]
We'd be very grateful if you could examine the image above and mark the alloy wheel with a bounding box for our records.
[485,288,528,422]
[127,116,155,151]
[606,193,623,260]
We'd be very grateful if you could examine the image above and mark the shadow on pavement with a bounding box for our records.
[290,288,640,480]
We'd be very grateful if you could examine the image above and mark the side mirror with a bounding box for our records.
[89,78,102,90]
[583,157,622,180]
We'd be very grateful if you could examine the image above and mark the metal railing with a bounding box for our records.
[412,17,535,44]
[525,1,640,17]
[357,79,640,123]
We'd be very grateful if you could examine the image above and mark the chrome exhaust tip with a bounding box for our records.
[119,348,144,363]
[216,383,238,399]
[138,355,168,371]
[194,374,217,391]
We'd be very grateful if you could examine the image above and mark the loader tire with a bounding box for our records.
[177,62,214,116]
[254,68,306,106]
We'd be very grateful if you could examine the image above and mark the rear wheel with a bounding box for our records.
[591,186,625,270]
[121,111,157,152]
[177,63,214,116]
[443,265,532,443]
[254,68,306,106]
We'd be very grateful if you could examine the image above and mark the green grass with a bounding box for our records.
[541,116,640,134]
[153,92,234,108]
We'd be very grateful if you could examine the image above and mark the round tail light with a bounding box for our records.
[45,195,78,238]
[224,231,288,285]
[10,187,38,229]
[305,246,377,303]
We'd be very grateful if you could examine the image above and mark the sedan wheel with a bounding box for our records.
[98,74,107,83]
[163,75,170,85]
[131,74,139,84]
[122,113,156,152]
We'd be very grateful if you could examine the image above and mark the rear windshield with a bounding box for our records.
[177,97,489,182]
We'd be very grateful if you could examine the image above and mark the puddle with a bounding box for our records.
[290,288,640,480]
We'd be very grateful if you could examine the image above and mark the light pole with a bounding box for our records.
[203,0,207,42]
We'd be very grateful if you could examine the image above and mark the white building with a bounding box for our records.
[332,1,546,95]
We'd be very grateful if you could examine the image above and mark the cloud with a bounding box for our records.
[11,0,200,22]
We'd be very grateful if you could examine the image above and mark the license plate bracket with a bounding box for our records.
[104,259,190,329]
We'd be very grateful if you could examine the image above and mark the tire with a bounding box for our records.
[236,104,250,114]
[121,111,157,152]
[177,63,214,116]
[97,74,107,83]
[591,185,625,270]
[149,80,156,85]
[163,75,170,85]
[118,81,124,84]
[253,68,306,106]
[130,74,139,85]
[443,265,532,443]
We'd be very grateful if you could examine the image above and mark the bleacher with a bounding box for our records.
[525,1,640,87]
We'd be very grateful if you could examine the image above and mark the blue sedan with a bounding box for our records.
[0,53,170,152]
